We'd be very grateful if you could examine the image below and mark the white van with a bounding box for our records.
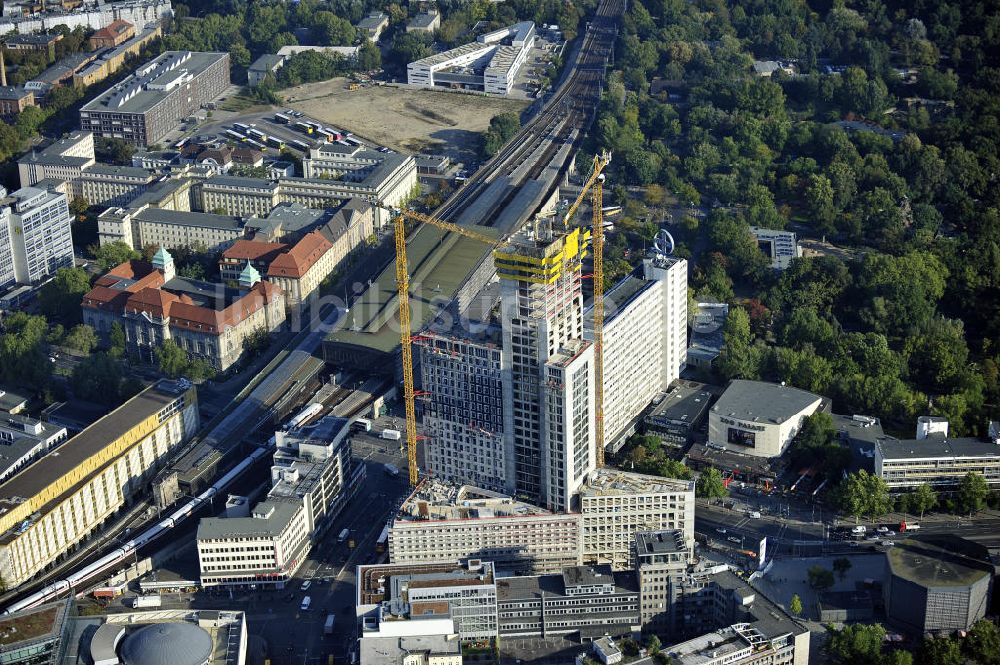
[851,525,867,535]
[300,596,312,611]
[748,511,762,519]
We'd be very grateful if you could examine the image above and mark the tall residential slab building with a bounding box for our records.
[495,225,595,511]
[586,255,688,451]
[0,185,74,290]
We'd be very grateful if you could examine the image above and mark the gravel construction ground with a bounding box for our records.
[283,77,529,162]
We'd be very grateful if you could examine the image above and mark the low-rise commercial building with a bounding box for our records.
[80,50,230,146]
[496,565,640,639]
[750,226,800,270]
[579,469,695,570]
[0,184,75,289]
[707,380,825,458]
[874,430,1000,489]
[407,22,534,95]
[357,560,498,642]
[0,412,69,484]
[388,480,583,573]
[198,416,364,587]
[0,379,198,586]
[82,249,285,371]
[644,381,715,448]
[72,163,156,206]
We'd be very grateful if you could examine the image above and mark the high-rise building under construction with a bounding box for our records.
[419,222,687,510]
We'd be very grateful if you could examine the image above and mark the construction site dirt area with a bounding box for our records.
[283,77,529,160]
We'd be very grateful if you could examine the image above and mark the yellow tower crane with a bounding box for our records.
[385,150,611,486]
[560,151,612,468]
[387,207,497,486]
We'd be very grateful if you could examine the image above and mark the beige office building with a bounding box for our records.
[0,380,198,586]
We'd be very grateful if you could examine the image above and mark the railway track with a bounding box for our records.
[431,0,624,225]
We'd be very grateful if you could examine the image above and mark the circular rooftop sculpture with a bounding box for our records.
[120,623,212,665]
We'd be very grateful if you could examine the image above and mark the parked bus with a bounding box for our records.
[247,128,267,141]
[316,130,334,143]
[376,524,389,553]
[274,112,291,124]
[295,121,314,134]
[290,139,311,151]
[266,135,285,149]
[224,129,246,142]
[233,122,251,133]
[323,127,343,140]
[335,139,350,146]
[306,121,324,131]
[245,138,268,151]
[343,137,362,146]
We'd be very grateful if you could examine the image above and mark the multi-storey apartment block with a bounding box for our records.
[0,185,75,289]
[18,132,96,187]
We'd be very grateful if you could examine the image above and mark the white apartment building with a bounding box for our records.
[579,469,695,570]
[586,255,688,452]
[495,225,596,511]
[0,185,75,289]
[0,380,198,587]
[197,416,364,587]
[17,131,96,187]
[388,481,582,573]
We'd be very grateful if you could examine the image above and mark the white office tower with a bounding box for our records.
[0,186,74,290]
[419,332,507,492]
[587,254,688,451]
[495,224,595,511]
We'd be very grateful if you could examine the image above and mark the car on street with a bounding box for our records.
[727,536,740,544]
[876,526,889,533]
[716,528,727,534]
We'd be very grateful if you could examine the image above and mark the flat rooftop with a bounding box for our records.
[81,51,227,115]
[135,207,245,231]
[635,529,686,555]
[887,537,994,588]
[197,499,299,540]
[875,435,1000,460]
[712,379,823,424]
[0,380,190,512]
[358,561,485,606]
[395,479,553,523]
[578,468,694,498]
[646,381,717,427]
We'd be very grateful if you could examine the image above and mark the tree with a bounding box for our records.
[832,557,852,580]
[481,112,522,158]
[789,594,802,616]
[38,267,91,324]
[696,468,729,499]
[826,623,886,664]
[807,565,834,591]
[109,321,126,359]
[94,137,136,165]
[910,483,937,518]
[155,340,189,378]
[838,470,892,523]
[0,312,51,389]
[62,324,98,354]
[92,241,140,271]
[957,472,989,515]
[70,352,124,405]
[964,619,1000,665]
[311,11,355,45]
[917,637,962,665]
[719,307,759,380]
[646,634,661,655]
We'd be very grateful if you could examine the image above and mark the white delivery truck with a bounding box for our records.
[380,429,402,441]
[324,614,336,635]
[383,463,399,477]
[301,596,312,611]
[338,528,350,542]
[132,595,162,608]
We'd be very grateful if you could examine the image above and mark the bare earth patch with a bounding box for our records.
[283,77,529,161]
